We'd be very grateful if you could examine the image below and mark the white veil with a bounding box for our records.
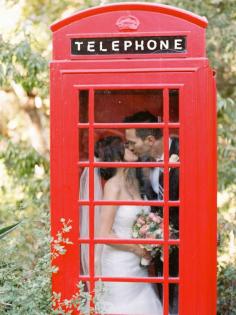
[80,161,103,276]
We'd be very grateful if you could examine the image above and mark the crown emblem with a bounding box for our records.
[116,15,140,31]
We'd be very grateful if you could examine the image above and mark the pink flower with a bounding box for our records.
[137,217,146,225]
[140,225,149,236]
[152,215,162,224]
[148,213,155,220]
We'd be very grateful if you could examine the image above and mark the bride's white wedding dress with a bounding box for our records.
[99,205,163,315]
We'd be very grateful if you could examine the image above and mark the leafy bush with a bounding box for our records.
[0,140,105,314]
[0,139,51,314]
[218,262,236,315]
[217,192,236,315]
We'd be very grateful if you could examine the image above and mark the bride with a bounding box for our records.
[80,136,163,315]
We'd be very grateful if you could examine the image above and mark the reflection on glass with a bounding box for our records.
[169,284,179,315]
[169,89,179,122]
[78,128,89,161]
[169,246,179,278]
[80,244,89,276]
[95,280,163,314]
[79,90,89,123]
[94,89,163,123]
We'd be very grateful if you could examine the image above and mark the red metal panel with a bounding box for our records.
[194,66,217,314]
[88,89,95,310]
[51,65,217,314]
[51,66,80,301]
[51,3,207,32]
[178,69,199,314]
[51,3,207,61]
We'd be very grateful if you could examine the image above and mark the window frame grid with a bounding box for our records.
[78,85,181,315]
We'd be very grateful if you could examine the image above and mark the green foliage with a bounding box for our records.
[0,139,51,314]
[217,192,236,314]
[0,38,48,97]
[217,95,236,190]
[52,280,106,315]
[0,141,106,314]
[217,262,236,315]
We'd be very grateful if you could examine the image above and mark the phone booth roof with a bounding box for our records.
[50,3,208,61]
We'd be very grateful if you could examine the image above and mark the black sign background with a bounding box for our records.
[71,36,186,55]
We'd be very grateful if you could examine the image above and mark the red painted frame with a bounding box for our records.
[50,3,217,315]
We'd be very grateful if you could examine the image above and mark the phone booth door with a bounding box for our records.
[51,65,216,315]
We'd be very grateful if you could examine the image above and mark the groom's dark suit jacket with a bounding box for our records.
[138,137,179,310]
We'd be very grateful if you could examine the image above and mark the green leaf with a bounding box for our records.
[0,222,21,240]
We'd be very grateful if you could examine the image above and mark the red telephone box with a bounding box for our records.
[50,3,217,315]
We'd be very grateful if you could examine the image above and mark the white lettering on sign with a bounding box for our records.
[74,41,83,50]
[135,40,144,51]
[147,40,157,51]
[71,36,186,55]
[160,40,169,50]
[174,39,183,50]
[124,40,133,51]
[99,41,108,52]
[87,41,95,52]
[112,41,120,51]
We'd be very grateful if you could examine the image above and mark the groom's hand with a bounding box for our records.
[140,247,152,261]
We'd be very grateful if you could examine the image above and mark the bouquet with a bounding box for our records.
[132,211,163,267]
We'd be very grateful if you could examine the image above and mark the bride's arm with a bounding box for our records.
[98,180,147,258]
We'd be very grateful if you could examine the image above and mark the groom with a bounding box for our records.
[124,111,179,314]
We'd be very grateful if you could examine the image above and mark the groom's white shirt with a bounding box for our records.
[150,155,164,198]
[150,139,172,198]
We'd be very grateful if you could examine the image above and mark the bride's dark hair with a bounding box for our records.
[95,136,150,200]
[95,136,125,180]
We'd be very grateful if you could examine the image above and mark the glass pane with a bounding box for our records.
[153,246,164,278]
[169,284,179,314]
[94,89,163,123]
[78,128,89,161]
[169,167,179,201]
[79,244,89,276]
[169,207,179,239]
[94,132,164,201]
[79,90,89,123]
[170,128,179,143]
[169,129,179,202]
[94,128,164,162]
[79,167,89,200]
[95,281,163,314]
[169,245,179,278]
[93,166,164,201]
[95,243,163,278]
[79,205,89,238]
[169,89,179,122]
